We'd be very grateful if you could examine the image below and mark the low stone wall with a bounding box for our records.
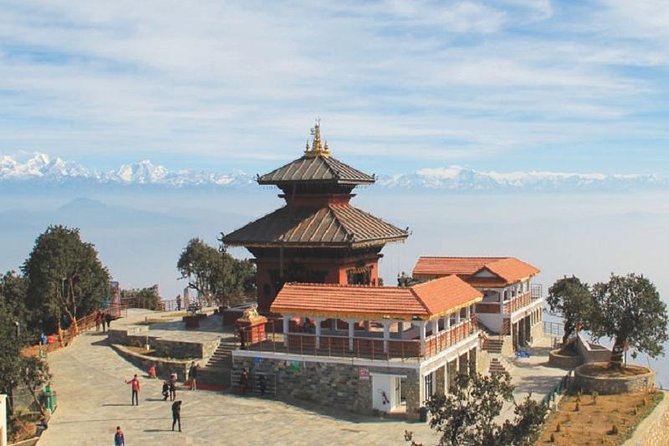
[232,355,420,420]
[108,328,219,360]
[576,333,611,364]
[548,350,582,369]
[111,344,191,381]
[574,363,656,395]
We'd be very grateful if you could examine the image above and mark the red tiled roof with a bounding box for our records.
[223,203,408,248]
[412,256,539,287]
[270,275,482,320]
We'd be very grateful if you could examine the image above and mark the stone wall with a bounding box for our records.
[531,321,544,344]
[576,333,611,364]
[232,356,420,419]
[111,344,191,381]
[548,350,582,369]
[109,328,219,360]
[574,364,656,395]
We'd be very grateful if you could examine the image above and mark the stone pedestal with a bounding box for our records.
[236,306,267,345]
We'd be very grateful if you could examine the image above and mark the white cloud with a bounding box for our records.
[0,0,667,171]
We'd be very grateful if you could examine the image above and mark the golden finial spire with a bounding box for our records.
[304,118,331,158]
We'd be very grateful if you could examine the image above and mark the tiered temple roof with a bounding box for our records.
[224,121,408,249]
[223,203,407,248]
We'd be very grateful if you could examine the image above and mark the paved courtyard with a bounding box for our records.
[38,309,567,446]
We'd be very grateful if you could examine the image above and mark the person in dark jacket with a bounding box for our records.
[171,400,182,432]
[162,380,169,401]
[189,362,198,391]
[114,426,125,446]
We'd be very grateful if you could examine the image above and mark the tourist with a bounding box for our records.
[176,294,182,311]
[169,372,177,401]
[258,374,266,396]
[239,368,250,394]
[95,312,102,331]
[189,362,198,391]
[162,380,170,401]
[125,374,140,406]
[148,363,157,379]
[35,416,48,436]
[114,426,125,446]
[238,327,246,350]
[105,312,112,331]
[171,400,182,432]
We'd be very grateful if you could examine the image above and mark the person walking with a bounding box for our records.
[114,426,125,446]
[105,312,112,331]
[176,294,182,311]
[239,368,249,394]
[171,400,182,432]
[162,380,169,401]
[189,362,198,391]
[125,374,140,406]
[169,373,177,401]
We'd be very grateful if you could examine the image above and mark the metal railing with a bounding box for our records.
[542,369,574,407]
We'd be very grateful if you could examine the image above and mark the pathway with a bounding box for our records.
[38,309,439,446]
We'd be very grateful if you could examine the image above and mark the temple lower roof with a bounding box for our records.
[223,203,408,248]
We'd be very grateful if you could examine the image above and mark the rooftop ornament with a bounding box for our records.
[304,119,331,159]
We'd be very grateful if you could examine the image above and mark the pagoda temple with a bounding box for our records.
[223,122,408,313]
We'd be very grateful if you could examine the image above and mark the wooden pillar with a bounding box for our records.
[283,315,290,347]
[314,318,323,349]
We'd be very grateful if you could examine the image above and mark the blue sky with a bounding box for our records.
[1,0,668,176]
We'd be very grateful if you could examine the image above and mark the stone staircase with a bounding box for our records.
[489,357,508,375]
[482,338,504,354]
[198,338,236,388]
[230,368,277,397]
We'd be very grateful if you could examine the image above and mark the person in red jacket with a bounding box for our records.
[125,374,140,406]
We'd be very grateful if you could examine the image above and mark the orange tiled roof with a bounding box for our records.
[270,275,482,321]
[412,256,539,287]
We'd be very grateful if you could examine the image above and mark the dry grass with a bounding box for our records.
[537,390,664,445]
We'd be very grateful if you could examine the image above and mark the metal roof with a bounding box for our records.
[223,203,408,248]
[258,155,375,185]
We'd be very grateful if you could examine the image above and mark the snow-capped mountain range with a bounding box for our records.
[0,153,665,192]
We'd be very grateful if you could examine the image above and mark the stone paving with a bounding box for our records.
[38,309,569,446]
[38,310,439,446]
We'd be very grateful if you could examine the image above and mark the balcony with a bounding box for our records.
[237,318,477,362]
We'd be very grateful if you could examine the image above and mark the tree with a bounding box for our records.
[0,299,24,414]
[406,372,547,446]
[121,285,162,310]
[547,276,593,345]
[177,238,222,298]
[177,237,256,305]
[590,273,668,368]
[17,357,51,417]
[22,225,110,334]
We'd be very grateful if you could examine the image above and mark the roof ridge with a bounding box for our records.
[285,281,405,290]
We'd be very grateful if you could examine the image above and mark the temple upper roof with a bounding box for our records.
[257,122,375,186]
